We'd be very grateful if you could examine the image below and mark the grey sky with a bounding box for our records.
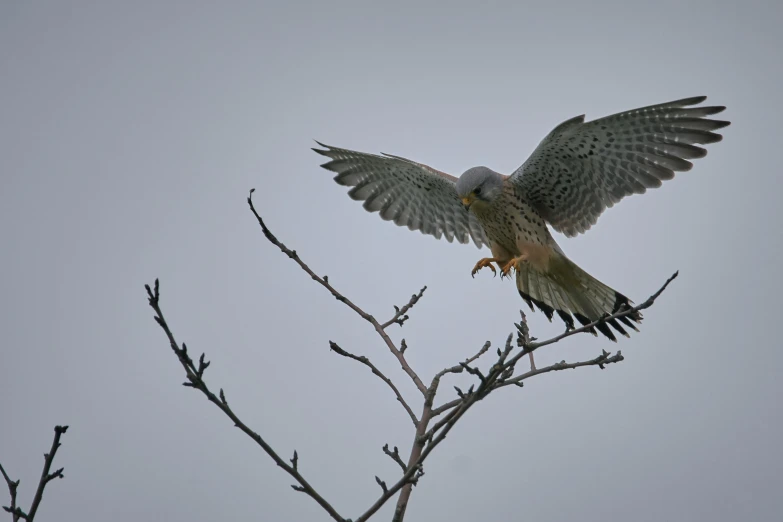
[1,1,781,521]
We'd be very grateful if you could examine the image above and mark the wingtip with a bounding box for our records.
[685,95,708,106]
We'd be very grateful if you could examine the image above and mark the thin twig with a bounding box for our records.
[27,426,68,521]
[329,341,418,426]
[0,463,21,522]
[421,405,462,446]
[248,190,428,396]
[355,392,436,522]
[1,425,69,522]
[430,397,462,418]
[358,354,514,522]
[146,280,348,522]
[381,287,427,329]
[425,338,498,419]
[382,444,406,472]
[428,349,625,428]
[433,341,492,381]
[375,476,388,494]
[290,451,299,472]
[498,350,625,389]
[382,392,482,522]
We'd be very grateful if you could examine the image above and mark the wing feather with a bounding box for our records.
[510,96,730,236]
[314,143,489,248]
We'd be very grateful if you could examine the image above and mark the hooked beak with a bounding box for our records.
[461,195,474,210]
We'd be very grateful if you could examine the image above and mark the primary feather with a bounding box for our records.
[313,142,489,247]
[509,96,730,236]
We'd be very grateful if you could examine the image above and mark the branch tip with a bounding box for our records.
[329,341,418,426]
[197,353,210,377]
[291,450,299,471]
[375,476,388,494]
[382,286,428,329]
[0,424,71,521]
[382,444,406,472]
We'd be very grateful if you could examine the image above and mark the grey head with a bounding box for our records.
[455,166,505,209]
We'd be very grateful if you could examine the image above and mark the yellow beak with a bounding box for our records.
[461,195,474,209]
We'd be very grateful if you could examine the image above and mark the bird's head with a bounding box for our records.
[455,166,504,211]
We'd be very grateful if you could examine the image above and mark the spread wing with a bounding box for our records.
[509,96,730,237]
[314,142,489,247]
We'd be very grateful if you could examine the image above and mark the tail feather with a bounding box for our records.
[515,253,641,341]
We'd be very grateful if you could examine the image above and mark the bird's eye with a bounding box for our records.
[474,187,482,196]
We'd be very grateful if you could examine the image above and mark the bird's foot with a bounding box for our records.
[500,254,528,278]
[471,258,499,278]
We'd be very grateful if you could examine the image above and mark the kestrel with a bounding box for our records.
[314,96,729,340]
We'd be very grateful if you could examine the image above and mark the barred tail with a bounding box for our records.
[515,253,642,341]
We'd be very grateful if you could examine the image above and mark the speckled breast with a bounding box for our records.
[472,183,551,255]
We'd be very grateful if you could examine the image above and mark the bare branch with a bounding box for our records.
[458,362,486,385]
[146,280,348,522]
[432,343,627,420]
[355,401,433,522]
[248,190,428,396]
[421,404,462,446]
[27,425,68,521]
[381,287,427,329]
[433,341,492,382]
[430,348,626,429]
[514,314,536,370]
[402,326,622,500]
[255,210,672,521]
[424,339,494,420]
[383,394,481,522]
[430,397,462,418]
[152,196,679,522]
[0,462,22,522]
[498,350,625,389]
[2,425,69,522]
[500,273,674,386]
[515,311,531,346]
[329,341,419,427]
[382,444,406,472]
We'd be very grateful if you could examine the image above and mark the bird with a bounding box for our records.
[314,96,729,341]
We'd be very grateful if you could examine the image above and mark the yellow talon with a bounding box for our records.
[500,260,515,278]
[471,258,498,278]
[500,254,528,278]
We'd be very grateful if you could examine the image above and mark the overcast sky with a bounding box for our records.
[2,1,781,521]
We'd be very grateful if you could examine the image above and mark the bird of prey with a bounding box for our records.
[314,96,729,340]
